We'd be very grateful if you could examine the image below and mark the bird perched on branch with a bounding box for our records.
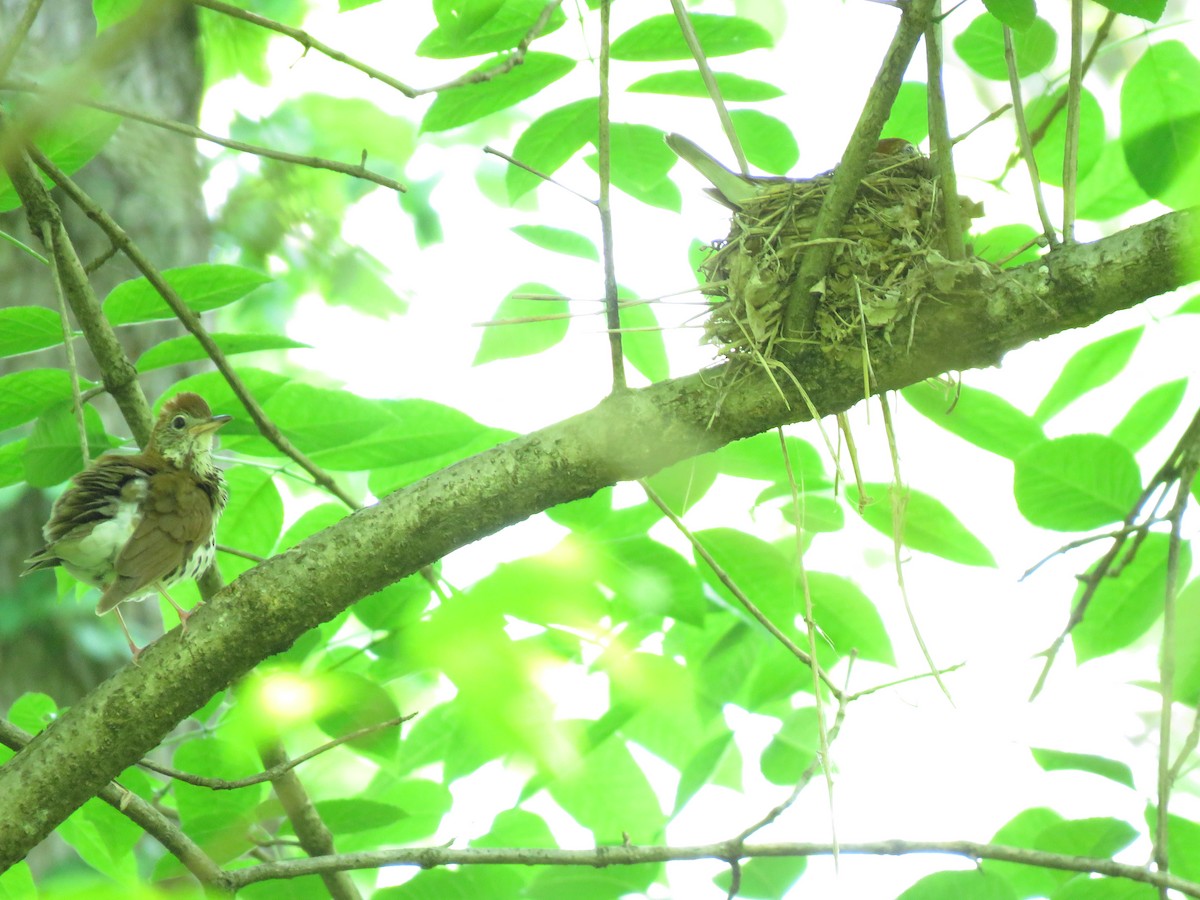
[22,392,231,658]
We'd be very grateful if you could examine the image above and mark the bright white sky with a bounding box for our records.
[201,1,1200,896]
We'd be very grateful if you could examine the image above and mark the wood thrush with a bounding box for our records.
[22,392,231,657]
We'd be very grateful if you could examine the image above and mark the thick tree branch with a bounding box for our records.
[0,720,223,886]
[0,206,1197,867]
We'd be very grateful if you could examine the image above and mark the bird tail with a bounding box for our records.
[664,133,757,210]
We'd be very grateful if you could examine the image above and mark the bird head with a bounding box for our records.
[149,393,232,469]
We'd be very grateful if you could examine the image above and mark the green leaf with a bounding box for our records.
[0,105,120,212]
[1074,533,1190,661]
[1030,748,1135,787]
[1152,810,1200,881]
[611,13,773,61]
[760,707,819,785]
[710,433,828,486]
[1028,87,1105,187]
[1038,816,1138,859]
[260,384,488,471]
[417,0,567,58]
[898,869,1018,900]
[310,799,405,835]
[1092,0,1167,21]
[7,692,57,734]
[22,402,112,488]
[0,860,36,898]
[1013,435,1141,531]
[953,14,1056,81]
[216,467,283,576]
[314,671,401,763]
[173,737,266,861]
[981,807,1068,898]
[104,264,270,325]
[1076,140,1152,222]
[605,537,706,626]
[511,225,598,260]
[57,797,140,884]
[378,868,527,900]
[506,99,598,201]
[627,71,784,101]
[982,0,1036,30]
[1172,579,1200,705]
[0,369,92,431]
[0,307,69,358]
[1121,41,1200,209]
[1110,379,1187,453]
[882,81,930,144]
[421,52,575,133]
[1053,876,1157,899]
[585,123,681,211]
[0,440,27,489]
[93,0,144,32]
[972,223,1041,267]
[1034,327,1143,423]
[474,281,568,364]
[903,381,1045,459]
[136,333,308,372]
[547,735,665,841]
[731,109,798,175]
[675,733,741,812]
[850,483,997,567]
[805,571,895,664]
[619,295,669,382]
[197,0,305,87]
[472,808,556,848]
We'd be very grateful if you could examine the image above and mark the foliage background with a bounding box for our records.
[2,0,1200,898]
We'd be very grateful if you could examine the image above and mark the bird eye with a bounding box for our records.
[172,415,187,430]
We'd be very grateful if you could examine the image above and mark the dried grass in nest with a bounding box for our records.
[701,155,962,366]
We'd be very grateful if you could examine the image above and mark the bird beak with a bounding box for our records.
[191,414,232,436]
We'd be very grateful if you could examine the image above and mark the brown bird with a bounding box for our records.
[22,392,231,658]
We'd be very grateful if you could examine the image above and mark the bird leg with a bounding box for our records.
[113,607,144,664]
[155,582,195,630]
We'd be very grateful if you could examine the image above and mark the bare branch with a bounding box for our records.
[0,80,406,192]
[26,146,363,510]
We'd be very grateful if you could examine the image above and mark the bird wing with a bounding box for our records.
[96,471,214,614]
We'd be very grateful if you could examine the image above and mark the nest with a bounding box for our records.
[701,153,974,365]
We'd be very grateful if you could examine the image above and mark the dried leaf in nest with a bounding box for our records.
[700,152,977,365]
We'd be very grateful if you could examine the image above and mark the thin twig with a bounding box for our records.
[1156,464,1197,893]
[0,80,406,192]
[190,0,417,96]
[924,3,965,259]
[597,0,625,392]
[1030,407,1200,699]
[669,0,748,175]
[42,221,89,467]
[951,103,1012,144]
[879,394,953,702]
[190,0,562,99]
[259,737,362,900]
[640,479,844,699]
[1004,26,1059,247]
[223,836,1200,894]
[778,428,838,866]
[1062,0,1083,244]
[783,0,938,337]
[483,145,596,205]
[0,718,224,885]
[0,0,44,80]
[138,715,413,789]
[28,147,362,510]
[417,1,564,95]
